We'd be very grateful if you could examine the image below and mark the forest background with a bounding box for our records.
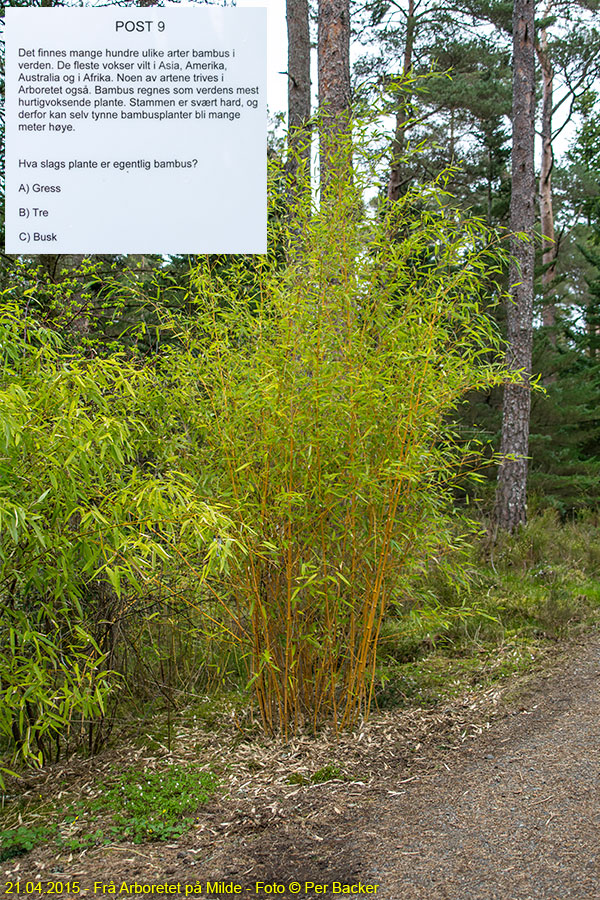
[1,0,600,854]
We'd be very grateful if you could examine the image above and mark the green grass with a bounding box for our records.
[310,764,342,783]
[373,512,600,711]
[287,764,344,786]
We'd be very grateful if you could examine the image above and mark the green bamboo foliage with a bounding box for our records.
[0,132,511,765]
[172,140,510,735]
[0,301,238,783]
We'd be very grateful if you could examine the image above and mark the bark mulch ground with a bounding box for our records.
[2,635,599,899]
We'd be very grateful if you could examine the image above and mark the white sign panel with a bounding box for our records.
[5,7,267,254]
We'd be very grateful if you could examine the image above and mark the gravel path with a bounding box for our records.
[361,638,600,899]
[3,638,599,899]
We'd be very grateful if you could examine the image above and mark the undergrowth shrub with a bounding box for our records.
[164,134,510,734]
[373,511,600,703]
[0,302,237,785]
[491,508,600,572]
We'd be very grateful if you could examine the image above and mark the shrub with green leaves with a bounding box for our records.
[0,299,238,783]
[162,135,511,734]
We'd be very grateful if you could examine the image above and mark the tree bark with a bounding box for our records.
[536,15,557,336]
[286,0,311,181]
[318,0,351,193]
[387,0,416,203]
[494,0,536,534]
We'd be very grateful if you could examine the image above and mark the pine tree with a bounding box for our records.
[318,0,351,191]
[494,0,536,533]
[286,0,311,182]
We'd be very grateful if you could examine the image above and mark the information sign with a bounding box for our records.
[5,7,267,254]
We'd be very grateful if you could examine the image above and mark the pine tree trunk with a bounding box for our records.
[494,0,536,534]
[537,19,557,336]
[286,0,311,180]
[318,0,351,193]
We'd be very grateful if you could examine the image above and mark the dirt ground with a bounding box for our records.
[2,636,599,899]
